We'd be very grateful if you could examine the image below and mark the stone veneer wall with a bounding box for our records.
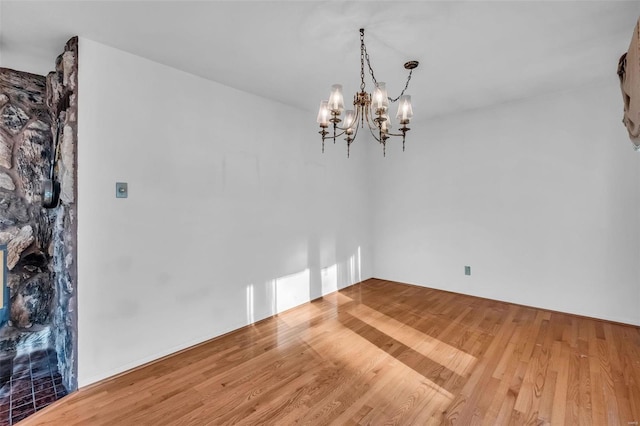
[0,70,54,336]
[46,37,78,392]
[0,37,78,392]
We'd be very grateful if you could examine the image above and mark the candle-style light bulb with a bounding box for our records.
[380,112,390,133]
[316,100,330,126]
[344,110,356,131]
[373,82,389,112]
[327,84,344,114]
[396,95,413,124]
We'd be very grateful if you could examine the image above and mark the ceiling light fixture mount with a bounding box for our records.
[317,28,419,157]
[404,60,420,70]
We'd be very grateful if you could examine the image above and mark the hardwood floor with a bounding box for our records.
[23,279,640,425]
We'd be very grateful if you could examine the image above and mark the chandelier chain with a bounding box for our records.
[361,30,414,103]
[360,29,366,92]
[362,41,378,90]
[392,69,413,103]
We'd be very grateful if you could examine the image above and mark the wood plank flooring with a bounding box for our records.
[23,279,640,425]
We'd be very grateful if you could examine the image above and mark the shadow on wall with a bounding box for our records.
[245,246,363,325]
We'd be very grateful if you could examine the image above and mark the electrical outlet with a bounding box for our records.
[465,266,471,276]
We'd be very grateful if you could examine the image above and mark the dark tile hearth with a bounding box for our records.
[0,349,67,425]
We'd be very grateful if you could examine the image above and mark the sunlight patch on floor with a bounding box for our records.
[348,304,477,377]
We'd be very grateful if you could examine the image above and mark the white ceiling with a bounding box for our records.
[1,1,638,121]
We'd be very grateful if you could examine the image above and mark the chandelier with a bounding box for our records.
[316,28,418,157]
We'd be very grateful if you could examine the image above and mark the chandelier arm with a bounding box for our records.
[366,121,380,134]
[355,106,363,126]
[347,122,363,158]
[351,121,361,139]
[360,99,402,140]
[348,106,364,131]
[363,105,378,131]
[366,122,383,144]
[381,130,409,138]
[365,116,385,135]
[330,128,349,138]
[334,109,361,133]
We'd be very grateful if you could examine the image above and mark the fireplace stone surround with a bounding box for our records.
[0,37,78,423]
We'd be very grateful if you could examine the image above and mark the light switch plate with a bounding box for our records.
[116,182,128,198]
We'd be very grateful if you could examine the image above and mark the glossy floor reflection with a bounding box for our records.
[0,349,67,425]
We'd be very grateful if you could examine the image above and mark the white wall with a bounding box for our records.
[372,80,640,326]
[77,38,372,387]
[73,35,640,387]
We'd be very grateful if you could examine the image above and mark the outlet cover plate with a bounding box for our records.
[465,265,471,276]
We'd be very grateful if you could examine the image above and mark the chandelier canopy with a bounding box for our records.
[317,28,418,157]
